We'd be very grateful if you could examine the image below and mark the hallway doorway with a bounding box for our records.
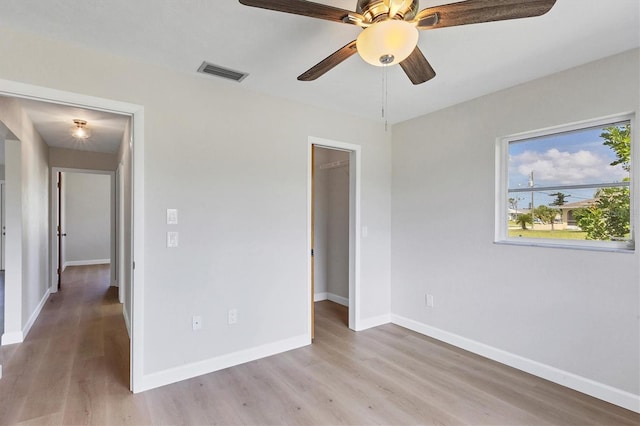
[0,78,144,391]
[53,170,114,293]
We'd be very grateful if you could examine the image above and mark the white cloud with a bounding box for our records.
[510,148,627,185]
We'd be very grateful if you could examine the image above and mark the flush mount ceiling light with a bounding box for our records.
[239,0,557,84]
[71,119,91,140]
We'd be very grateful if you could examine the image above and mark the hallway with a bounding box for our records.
[0,265,136,424]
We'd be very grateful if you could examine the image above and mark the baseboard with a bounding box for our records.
[391,314,640,413]
[64,259,110,268]
[22,289,51,340]
[314,292,328,302]
[1,331,24,346]
[314,292,349,307]
[327,293,349,307]
[137,333,310,393]
[123,308,131,339]
[356,313,390,331]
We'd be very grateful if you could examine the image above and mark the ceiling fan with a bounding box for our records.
[239,0,557,84]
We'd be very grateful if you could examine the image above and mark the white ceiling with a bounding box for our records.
[0,0,638,125]
[3,97,129,154]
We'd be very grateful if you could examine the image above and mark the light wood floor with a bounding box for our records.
[1,265,638,425]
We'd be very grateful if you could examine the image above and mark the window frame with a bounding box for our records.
[495,113,636,252]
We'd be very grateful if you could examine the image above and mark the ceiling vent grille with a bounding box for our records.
[197,61,249,82]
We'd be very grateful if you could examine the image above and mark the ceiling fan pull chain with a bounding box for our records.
[382,65,389,131]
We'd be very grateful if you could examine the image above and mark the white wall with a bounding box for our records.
[0,165,5,179]
[313,148,329,299]
[326,153,350,301]
[50,147,118,171]
[0,96,49,343]
[314,148,349,304]
[0,28,392,383]
[63,172,111,265]
[2,138,22,342]
[391,49,640,404]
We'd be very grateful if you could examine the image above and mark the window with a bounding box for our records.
[496,115,634,251]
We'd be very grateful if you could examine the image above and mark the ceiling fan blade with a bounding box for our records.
[415,0,556,29]
[298,41,358,81]
[399,47,436,85]
[239,0,354,24]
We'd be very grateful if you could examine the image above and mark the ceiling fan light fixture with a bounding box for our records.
[71,119,91,140]
[356,20,418,66]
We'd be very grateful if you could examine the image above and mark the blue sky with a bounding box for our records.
[508,123,629,209]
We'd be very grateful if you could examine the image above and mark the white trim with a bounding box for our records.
[137,334,309,393]
[308,136,362,335]
[314,292,328,302]
[391,314,640,413]
[327,293,349,307]
[22,289,50,340]
[1,330,24,345]
[0,78,145,393]
[131,109,145,393]
[64,259,110,268]
[123,308,131,338]
[314,292,349,307]
[355,314,390,331]
[110,172,117,287]
[117,163,125,304]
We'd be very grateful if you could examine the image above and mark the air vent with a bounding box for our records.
[197,61,249,82]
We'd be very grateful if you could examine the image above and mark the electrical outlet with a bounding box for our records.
[192,315,203,331]
[425,294,434,308]
[228,309,238,325]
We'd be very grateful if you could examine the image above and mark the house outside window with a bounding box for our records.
[496,115,634,251]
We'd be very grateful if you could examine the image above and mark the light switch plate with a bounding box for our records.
[167,208,178,225]
[167,231,179,248]
[228,309,238,325]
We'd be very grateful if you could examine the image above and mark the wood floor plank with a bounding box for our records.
[14,411,64,426]
[1,267,638,425]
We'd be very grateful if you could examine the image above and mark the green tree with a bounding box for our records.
[534,205,559,230]
[574,207,608,240]
[576,124,630,240]
[576,186,630,240]
[548,192,569,206]
[601,124,630,172]
[515,213,532,230]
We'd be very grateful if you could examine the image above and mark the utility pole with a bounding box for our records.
[529,171,535,229]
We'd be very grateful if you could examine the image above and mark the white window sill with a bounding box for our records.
[494,238,635,253]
